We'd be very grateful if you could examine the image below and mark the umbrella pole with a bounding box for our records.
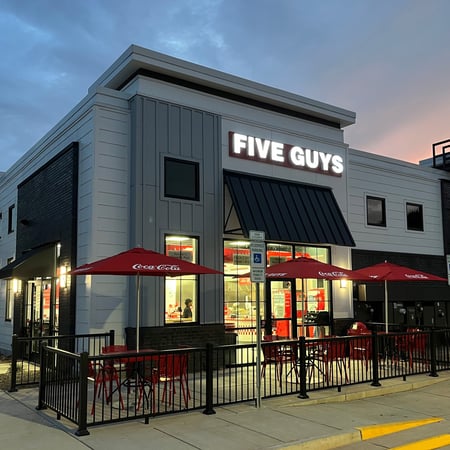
[136,274,141,352]
[384,280,388,334]
[301,279,305,337]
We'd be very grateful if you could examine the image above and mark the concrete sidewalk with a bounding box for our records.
[1,372,449,450]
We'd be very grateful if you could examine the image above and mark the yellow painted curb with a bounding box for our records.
[277,417,445,450]
[390,433,450,450]
[356,417,443,440]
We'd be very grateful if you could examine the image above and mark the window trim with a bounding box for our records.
[366,195,386,227]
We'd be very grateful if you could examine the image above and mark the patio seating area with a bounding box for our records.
[7,328,450,435]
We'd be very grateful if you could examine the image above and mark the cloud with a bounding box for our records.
[1,0,450,171]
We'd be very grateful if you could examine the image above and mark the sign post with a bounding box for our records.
[249,230,265,409]
[447,255,450,285]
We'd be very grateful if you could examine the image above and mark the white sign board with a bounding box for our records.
[249,230,265,241]
[251,267,265,283]
[250,243,265,266]
[250,240,265,282]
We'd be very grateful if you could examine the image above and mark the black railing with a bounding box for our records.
[31,328,450,434]
[9,330,114,391]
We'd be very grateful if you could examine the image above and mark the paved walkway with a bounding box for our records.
[1,372,450,449]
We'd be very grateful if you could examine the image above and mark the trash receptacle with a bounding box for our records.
[347,322,372,362]
[347,321,370,335]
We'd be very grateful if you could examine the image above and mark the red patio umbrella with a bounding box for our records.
[70,247,222,351]
[264,257,370,336]
[353,261,447,333]
[265,256,370,281]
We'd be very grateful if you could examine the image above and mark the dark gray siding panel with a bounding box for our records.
[130,96,222,326]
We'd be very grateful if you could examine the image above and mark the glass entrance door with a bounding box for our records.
[24,278,54,355]
[267,278,331,339]
[268,280,297,339]
[296,278,330,338]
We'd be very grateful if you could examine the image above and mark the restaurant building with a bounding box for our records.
[0,45,449,355]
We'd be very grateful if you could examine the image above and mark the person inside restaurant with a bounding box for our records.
[183,298,193,319]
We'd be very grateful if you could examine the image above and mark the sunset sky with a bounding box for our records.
[1,0,449,171]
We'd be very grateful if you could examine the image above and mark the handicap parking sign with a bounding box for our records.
[250,242,265,268]
[253,253,262,264]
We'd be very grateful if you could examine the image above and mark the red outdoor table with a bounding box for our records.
[102,349,159,411]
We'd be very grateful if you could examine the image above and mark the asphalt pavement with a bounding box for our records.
[1,372,450,450]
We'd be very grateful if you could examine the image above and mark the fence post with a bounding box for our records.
[429,329,438,378]
[9,334,18,392]
[203,343,216,415]
[76,352,90,436]
[371,331,381,387]
[109,329,115,346]
[297,336,309,399]
[36,343,48,410]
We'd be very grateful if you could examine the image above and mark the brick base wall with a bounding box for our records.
[125,324,236,350]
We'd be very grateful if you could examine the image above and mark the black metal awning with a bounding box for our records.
[224,171,355,246]
[0,242,58,279]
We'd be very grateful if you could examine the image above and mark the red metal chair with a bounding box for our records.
[321,339,348,384]
[348,334,372,372]
[153,352,190,408]
[407,329,429,369]
[91,345,127,415]
[392,329,429,369]
[261,336,298,385]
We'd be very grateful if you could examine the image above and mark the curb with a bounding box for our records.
[278,418,444,450]
[285,373,450,407]
[275,374,450,450]
[275,431,362,450]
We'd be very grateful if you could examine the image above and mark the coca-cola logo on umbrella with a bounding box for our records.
[132,263,181,271]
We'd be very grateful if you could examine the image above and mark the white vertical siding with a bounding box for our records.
[76,92,130,335]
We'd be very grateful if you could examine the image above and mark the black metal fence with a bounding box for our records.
[9,330,114,391]
[18,329,450,435]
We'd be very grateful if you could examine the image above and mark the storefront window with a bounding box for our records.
[294,245,331,338]
[224,240,332,341]
[266,243,292,265]
[164,235,198,324]
[224,240,262,334]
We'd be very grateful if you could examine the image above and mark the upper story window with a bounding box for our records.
[366,196,386,227]
[7,204,15,234]
[406,202,424,231]
[164,157,199,201]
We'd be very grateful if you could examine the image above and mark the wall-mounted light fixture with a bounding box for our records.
[59,265,68,289]
[12,278,21,293]
[340,279,348,288]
